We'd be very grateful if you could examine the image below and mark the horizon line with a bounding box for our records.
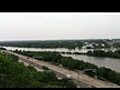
[0,38,120,42]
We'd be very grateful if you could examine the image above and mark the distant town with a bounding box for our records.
[1,38,120,50]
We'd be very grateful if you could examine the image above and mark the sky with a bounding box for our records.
[0,12,120,41]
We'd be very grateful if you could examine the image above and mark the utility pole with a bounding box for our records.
[76,70,82,81]
[77,70,79,80]
[92,69,97,79]
[32,58,34,67]
[30,58,34,67]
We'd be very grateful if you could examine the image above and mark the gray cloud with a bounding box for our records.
[0,13,120,41]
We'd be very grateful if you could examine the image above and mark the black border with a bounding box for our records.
[1,0,120,12]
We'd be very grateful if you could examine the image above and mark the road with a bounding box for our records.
[2,50,120,88]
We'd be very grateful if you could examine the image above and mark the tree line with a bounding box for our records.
[0,40,83,49]
[87,50,120,59]
[0,39,111,49]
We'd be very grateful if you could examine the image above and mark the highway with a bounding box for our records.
[2,50,120,88]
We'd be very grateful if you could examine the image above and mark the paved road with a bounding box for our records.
[2,50,120,88]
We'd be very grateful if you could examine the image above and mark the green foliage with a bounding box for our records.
[113,43,120,48]
[14,50,62,64]
[0,52,77,88]
[61,57,75,70]
[87,50,120,59]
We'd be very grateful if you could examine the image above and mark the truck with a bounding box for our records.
[65,74,71,80]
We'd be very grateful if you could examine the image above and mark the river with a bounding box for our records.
[2,46,120,72]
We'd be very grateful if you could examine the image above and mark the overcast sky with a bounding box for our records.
[0,12,120,41]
